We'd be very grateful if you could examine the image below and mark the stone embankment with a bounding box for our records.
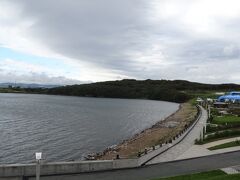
[99,103,198,160]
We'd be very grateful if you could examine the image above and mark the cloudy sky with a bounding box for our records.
[0,0,240,85]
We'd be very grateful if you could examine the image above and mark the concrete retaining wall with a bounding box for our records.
[0,159,139,178]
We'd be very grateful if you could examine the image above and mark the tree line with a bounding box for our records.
[45,79,240,103]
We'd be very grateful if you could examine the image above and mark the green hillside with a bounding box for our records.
[46,79,240,103]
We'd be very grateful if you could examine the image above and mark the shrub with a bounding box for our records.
[206,124,240,133]
[205,130,240,142]
[208,115,213,123]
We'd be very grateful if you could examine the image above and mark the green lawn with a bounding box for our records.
[208,140,240,150]
[151,170,240,180]
[213,115,240,125]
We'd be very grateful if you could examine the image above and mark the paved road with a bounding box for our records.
[146,106,208,164]
[29,151,240,180]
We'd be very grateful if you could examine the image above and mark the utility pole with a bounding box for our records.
[208,105,211,119]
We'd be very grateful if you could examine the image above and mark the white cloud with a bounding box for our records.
[0,72,82,85]
[0,58,84,84]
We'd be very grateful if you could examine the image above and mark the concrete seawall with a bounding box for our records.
[0,159,139,178]
[0,106,202,179]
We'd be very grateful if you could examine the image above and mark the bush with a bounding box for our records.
[212,115,240,125]
[205,130,240,142]
[208,115,213,123]
[211,108,221,116]
[206,124,240,133]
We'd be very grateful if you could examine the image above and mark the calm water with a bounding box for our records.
[0,93,178,164]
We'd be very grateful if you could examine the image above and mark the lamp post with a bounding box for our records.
[35,152,42,180]
[208,105,211,119]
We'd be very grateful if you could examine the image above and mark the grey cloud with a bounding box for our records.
[5,0,240,83]
[181,40,240,60]
[15,0,151,72]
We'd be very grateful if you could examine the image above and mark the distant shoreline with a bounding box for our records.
[0,91,181,105]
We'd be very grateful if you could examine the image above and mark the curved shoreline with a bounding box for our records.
[95,102,197,160]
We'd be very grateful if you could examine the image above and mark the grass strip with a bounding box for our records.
[208,140,240,150]
[151,170,240,180]
[213,115,240,125]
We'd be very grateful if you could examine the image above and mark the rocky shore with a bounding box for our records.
[94,103,197,160]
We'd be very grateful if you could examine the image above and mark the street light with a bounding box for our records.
[35,152,42,180]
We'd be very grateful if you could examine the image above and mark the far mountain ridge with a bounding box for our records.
[0,82,60,89]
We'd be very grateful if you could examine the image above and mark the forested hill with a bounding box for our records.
[46,79,240,103]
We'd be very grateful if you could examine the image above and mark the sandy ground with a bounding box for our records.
[96,103,197,160]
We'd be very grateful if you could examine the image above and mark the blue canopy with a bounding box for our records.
[218,91,240,102]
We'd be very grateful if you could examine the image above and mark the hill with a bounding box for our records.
[46,79,240,103]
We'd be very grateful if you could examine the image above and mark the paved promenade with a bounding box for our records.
[178,137,240,159]
[146,106,208,164]
[27,151,240,180]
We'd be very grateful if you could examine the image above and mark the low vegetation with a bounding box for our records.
[196,130,240,144]
[198,101,240,145]
[0,87,24,93]
[151,170,240,180]
[206,124,240,133]
[0,87,47,94]
[212,115,240,125]
[208,140,240,150]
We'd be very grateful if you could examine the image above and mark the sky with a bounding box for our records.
[0,0,240,85]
